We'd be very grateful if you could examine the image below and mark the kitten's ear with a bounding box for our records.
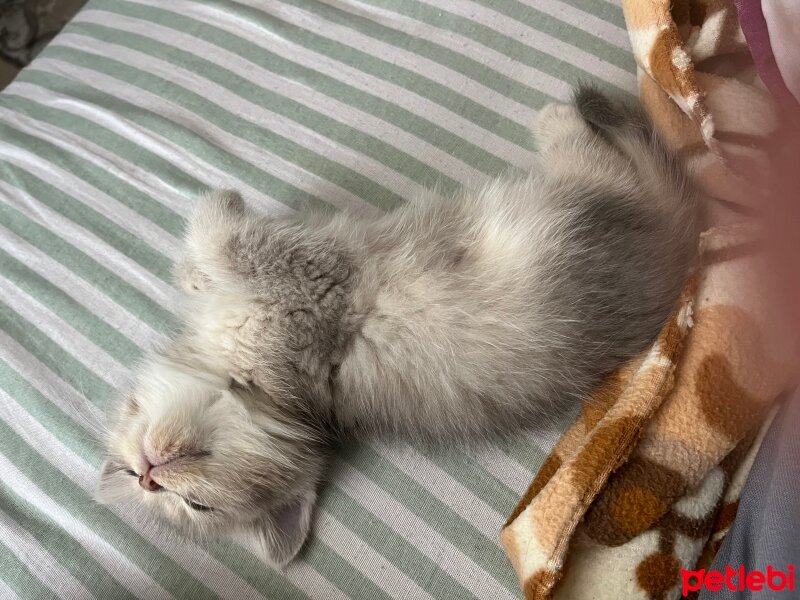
[240,489,317,568]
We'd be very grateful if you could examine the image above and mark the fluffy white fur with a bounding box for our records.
[98,89,698,567]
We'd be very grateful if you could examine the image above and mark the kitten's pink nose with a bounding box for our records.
[138,462,162,492]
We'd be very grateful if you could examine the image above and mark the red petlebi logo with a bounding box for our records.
[682,565,796,596]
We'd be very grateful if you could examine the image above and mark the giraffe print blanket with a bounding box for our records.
[501,2,796,598]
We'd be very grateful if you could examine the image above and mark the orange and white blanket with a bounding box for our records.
[501,2,796,598]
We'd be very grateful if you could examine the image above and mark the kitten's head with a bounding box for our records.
[97,357,326,567]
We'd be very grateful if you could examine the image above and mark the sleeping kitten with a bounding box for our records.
[97,88,698,567]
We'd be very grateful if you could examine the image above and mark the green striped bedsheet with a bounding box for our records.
[0,1,634,598]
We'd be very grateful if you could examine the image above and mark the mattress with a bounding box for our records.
[0,1,635,598]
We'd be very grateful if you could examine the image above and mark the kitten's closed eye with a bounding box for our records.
[118,461,213,511]
[184,498,214,512]
[125,466,213,511]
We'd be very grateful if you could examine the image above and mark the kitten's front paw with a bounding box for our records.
[189,189,246,236]
[180,189,250,287]
[533,103,586,151]
[174,259,210,293]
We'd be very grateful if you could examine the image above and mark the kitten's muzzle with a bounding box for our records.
[138,461,163,492]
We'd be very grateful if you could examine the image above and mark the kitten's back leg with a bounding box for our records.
[531,102,589,153]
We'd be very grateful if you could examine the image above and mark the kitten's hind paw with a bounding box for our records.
[532,103,586,151]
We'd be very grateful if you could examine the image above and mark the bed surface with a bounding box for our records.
[0,1,634,598]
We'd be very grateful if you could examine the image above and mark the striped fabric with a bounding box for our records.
[0,1,633,598]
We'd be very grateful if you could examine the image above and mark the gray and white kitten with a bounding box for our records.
[97,89,697,567]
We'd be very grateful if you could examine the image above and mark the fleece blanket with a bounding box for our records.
[501,2,797,599]
[0,1,635,599]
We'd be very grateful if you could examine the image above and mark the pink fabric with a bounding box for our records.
[734,0,797,109]
[762,1,800,105]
